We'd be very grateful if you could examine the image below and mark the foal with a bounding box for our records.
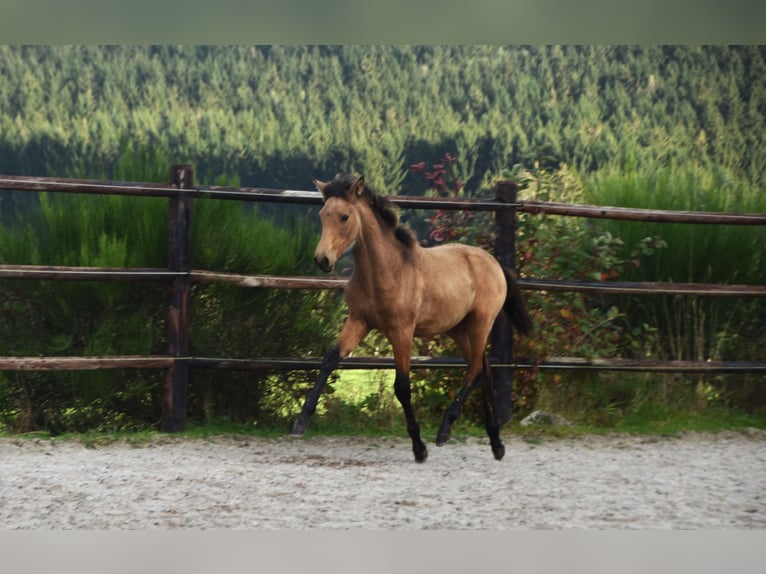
[291,174,532,461]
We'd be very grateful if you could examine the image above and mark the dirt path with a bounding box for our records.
[1,431,764,529]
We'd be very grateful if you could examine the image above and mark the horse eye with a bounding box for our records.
[340,214,350,222]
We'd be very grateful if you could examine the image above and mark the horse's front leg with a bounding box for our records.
[390,333,428,463]
[291,316,369,436]
[290,345,340,435]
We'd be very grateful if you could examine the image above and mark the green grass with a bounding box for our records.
[328,369,396,404]
[614,408,765,434]
[3,401,763,445]
[3,349,763,444]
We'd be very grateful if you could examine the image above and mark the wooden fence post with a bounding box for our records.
[491,180,519,426]
[161,164,193,432]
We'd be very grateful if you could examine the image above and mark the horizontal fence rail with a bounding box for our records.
[516,199,766,225]
[4,174,766,222]
[0,356,175,370]
[1,170,765,431]
[2,265,765,298]
[2,355,764,374]
[517,278,766,297]
[0,174,511,210]
[188,356,766,374]
[0,264,184,281]
[0,175,179,198]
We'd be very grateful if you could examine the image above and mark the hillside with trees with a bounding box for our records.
[0,45,764,191]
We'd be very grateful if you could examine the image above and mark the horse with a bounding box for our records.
[291,174,532,462]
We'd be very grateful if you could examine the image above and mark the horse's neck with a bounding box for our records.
[352,206,410,289]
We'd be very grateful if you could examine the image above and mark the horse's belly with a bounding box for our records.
[413,317,462,338]
[413,295,473,337]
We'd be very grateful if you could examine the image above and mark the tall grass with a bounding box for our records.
[580,164,766,417]
[585,165,766,286]
[0,192,169,433]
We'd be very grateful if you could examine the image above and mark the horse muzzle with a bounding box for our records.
[314,254,334,273]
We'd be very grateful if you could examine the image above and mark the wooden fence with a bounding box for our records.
[1,166,765,431]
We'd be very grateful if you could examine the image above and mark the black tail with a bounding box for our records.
[502,268,533,337]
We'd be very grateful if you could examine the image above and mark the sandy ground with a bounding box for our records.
[1,430,764,529]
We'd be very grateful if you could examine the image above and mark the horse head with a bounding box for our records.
[313,175,365,272]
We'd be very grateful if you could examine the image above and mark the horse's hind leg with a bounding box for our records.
[436,324,503,450]
[436,359,503,460]
[435,370,481,446]
[436,327,485,446]
[480,355,505,460]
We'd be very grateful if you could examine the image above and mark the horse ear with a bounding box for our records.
[352,176,365,197]
[313,178,329,200]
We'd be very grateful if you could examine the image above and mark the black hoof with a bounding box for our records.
[414,445,428,463]
[435,432,450,446]
[492,444,505,461]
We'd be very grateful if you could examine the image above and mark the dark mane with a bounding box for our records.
[323,174,416,249]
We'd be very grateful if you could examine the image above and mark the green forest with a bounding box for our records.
[0,45,764,435]
[1,45,765,189]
